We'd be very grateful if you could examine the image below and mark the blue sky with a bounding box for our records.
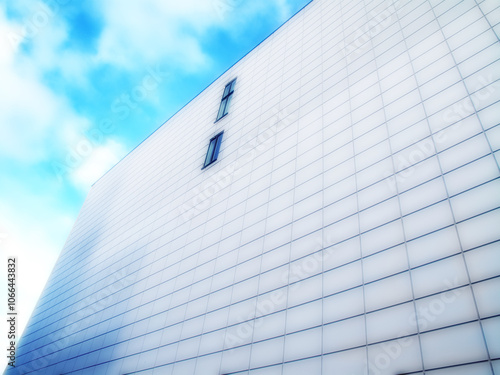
[0,0,312,358]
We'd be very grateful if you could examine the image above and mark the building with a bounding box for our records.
[8,0,500,374]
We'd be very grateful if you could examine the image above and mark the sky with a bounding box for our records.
[0,0,312,367]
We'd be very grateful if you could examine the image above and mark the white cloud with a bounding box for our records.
[95,0,212,70]
[94,0,295,71]
[0,65,90,162]
[0,4,92,163]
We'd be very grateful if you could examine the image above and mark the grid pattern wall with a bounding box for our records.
[9,0,500,374]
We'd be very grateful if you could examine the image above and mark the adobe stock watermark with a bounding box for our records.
[212,0,243,21]
[7,0,70,50]
[224,228,338,348]
[51,64,169,182]
[442,75,499,125]
[384,74,500,192]
[17,267,135,373]
[368,277,463,375]
[178,108,297,222]
[339,0,405,62]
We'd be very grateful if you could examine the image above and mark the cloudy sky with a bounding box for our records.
[0,0,311,364]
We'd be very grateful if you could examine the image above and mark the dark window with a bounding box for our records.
[216,79,236,121]
[203,132,224,169]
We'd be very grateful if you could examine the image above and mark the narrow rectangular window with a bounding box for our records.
[203,132,224,169]
[216,79,236,121]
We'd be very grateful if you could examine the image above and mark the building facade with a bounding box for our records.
[9,0,500,374]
